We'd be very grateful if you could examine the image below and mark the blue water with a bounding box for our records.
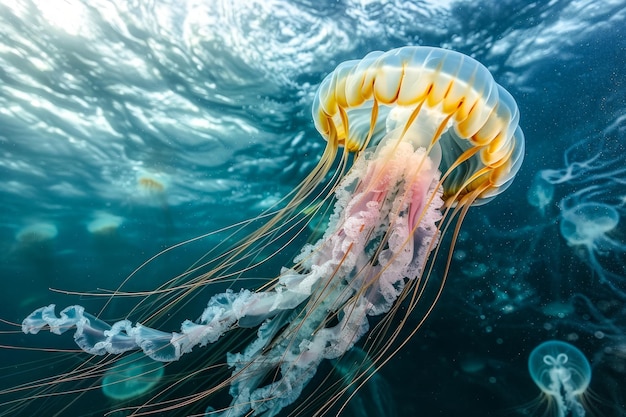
[1,0,625,416]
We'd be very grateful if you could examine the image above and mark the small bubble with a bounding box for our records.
[454,250,467,261]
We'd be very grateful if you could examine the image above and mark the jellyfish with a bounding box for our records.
[330,347,397,417]
[528,340,591,417]
[17,46,524,416]
[558,186,626,297]
[14,222,58,245]
[10,222,59,272]
[87,211,124,236]
[539,133,626,187]
[101,352,164,401]
[137,170,168,196]
[527,171,555,217]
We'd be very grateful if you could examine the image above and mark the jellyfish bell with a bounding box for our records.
[87,212,124,236]
[14,46,524,416]
[137,170,168,195]
[528,171,555,217]
[11,222,59,262]
[134,169,171,210]
[560,202,619,247]
[15,222,58,245]
[101,352,164,401]
[558,191,626,292]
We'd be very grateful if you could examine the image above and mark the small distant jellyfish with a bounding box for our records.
[527,172,555,217]
[101,352,164,401]
[12,222,59,260]
[15,222,58,245]
[558,189,626,296]
[137,170,168,195]
[87,212,124,236]
[135,169,171,210]
[528,340,591,417]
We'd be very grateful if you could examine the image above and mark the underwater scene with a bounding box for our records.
[1,0,625,416]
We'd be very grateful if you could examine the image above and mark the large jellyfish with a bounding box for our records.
[16,46,524,416]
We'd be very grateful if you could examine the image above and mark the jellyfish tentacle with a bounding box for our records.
[212,140,444,416]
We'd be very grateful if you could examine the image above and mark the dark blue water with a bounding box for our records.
[1,0,626,416]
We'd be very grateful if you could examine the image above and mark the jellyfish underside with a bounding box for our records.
[17,46,524,417]
[528,341,591,417]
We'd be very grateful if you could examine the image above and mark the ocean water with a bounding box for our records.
[1,0,625,416]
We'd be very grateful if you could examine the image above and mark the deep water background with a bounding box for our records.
[1,0,626,416]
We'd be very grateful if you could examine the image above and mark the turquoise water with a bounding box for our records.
[1,1,625,416]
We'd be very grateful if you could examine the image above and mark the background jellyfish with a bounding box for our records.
[330,347,397,417]
[101,352,164,401]
[14,222,58,245]
[16,46,523,417]
[527,172,555,218]
[87,212,124,237]
[528,340,591,417]
[559,189,626,298]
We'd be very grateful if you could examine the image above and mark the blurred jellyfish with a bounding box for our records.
[11,222,59,265]
[528,340,591,417]
[558,186,626,297]
[134,169,171,212]
[15,222,58,245]
[87,212,124,236]
[527,172,555,217]
[330,347,397,417]
[137,170,168,195]
[102,352,164,401]
[17,46,524,416]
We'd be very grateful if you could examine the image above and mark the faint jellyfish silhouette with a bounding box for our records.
[527,172,555,217]
[559,186,626,296]
[11,222,59,271]
[15,222,58,246]
[102,352,164,401]
[87,212,124,237]
[135,169,171,211]
[528,340,591,417]
[137,170,168,195]
[331,347,397,417]
[539,134,626,187]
